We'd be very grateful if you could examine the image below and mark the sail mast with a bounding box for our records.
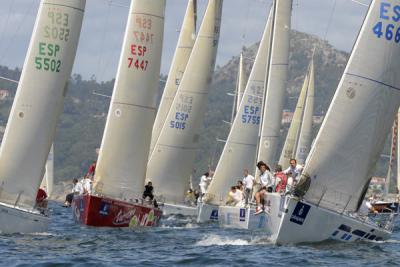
[150,0,197,155]
[256,0,292,167]
[94,0,166,200]
[0,0,85,209]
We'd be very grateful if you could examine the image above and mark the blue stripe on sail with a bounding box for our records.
[345,73,400,92]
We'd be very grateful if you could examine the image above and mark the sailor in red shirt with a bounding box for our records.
[274,165,287,193]
[36,188,48,209]
[86,160,97,178]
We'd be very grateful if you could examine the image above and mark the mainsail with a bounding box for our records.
[278,69,309,170]
[0,0,85,209]
[256,0,292,166]
[398,108,400,194]
[205,9,272,205]
[295,58,315,165]
[146,0,223,203]
[150,0,197,155]
[94,0,165,200]
[300,0,400,212]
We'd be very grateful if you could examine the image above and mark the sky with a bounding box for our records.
[0,0,371,81]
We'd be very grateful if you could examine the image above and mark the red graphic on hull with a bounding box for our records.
[72,194,161,228]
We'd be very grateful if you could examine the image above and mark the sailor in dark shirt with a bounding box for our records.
[143,181,154,200]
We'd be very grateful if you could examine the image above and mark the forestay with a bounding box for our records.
[150,0,197,155]
[295,58,315,165]
[146,0,223,204]
[0,0,85,209]
[279,69,309,170]
[257,0,292,166]
[301,0,400,212]
[205,9,272,205]
[94,0,165,200]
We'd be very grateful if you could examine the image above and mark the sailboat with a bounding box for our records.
[278,62,311,170]
[224,0,399,243]
[0,0,85,234]
[149,0,197,156]
[371,114,400,213]
[145,0,223,217]
[40,144,54,198]
[197,6,274,223]
[295,57,315,165]
[72,0,166,228]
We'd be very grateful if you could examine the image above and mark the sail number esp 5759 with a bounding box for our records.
[373,2,400,42]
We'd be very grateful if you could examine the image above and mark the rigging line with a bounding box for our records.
[0,0,15,51]
[0,0,35,63]
[323,0,338,41]
[350,0,370,7]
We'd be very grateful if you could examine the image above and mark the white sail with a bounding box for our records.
[278,71,309,170]
[384,117,397,196]
[146,0,223,203]
[257,0,292,166]
[40,144,54,197]
[94,0,165,200]
[150,0,197,155]
[295,58,315,165]
[300,0,400,212]
[205,9,272,205]
[235,52,248,116]
[0,0,85,209]
[398,108,400,194]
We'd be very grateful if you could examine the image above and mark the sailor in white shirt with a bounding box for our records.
[73,180,84,195]
[258,163,275,189]
[226,186,243,207]
[199,171,213,199]
[283,159,303,181]
[82,176,93,194]
[242,169,255,205]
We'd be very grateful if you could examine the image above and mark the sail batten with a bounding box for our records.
[150,0,197,155]
[205,9,273,205]
[301,0,400,212]
[0,0,85,209]
[146,0,223,204]
[256,0,292,167]
[94,0,165,200]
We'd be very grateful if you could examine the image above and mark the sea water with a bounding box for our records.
[0,201,399,266]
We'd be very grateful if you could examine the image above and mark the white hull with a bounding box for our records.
[163,203,198,217]
[274,197,392,244]
[218,194,393,244]
[197,203,219,223]
[0,202,49,234]
[218,193,284,239]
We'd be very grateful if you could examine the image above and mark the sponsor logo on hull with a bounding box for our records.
[290,202,311,225]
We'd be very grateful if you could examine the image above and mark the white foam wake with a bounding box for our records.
[195,234,250,246]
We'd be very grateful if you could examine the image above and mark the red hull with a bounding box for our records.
[72,194,162,227]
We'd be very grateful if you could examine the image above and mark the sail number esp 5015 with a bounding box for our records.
[373,2,400,42]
